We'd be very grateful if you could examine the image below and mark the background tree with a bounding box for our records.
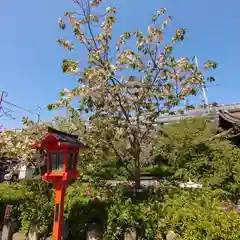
[48,0,217,187]
[53,115,84,135]
[0,118,47,166]
[0,116,82,168]
[152,117,240,202]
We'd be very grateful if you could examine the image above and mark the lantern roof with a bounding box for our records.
[33,127,87,149]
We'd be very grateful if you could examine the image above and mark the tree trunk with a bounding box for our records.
[134,158,141,190]
[132,134,141,191]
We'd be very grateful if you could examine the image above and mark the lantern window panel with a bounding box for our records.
[68,153,76,170]
[49,152,64,172]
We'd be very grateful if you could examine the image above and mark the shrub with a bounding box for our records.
[16,180,54,237]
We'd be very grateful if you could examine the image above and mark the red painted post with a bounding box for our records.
[52,182,67,240]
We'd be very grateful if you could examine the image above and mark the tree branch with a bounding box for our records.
[76,0,98,50]
[109,140,133,177]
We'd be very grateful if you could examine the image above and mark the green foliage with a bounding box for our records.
[102,187,240,240]
[161,190,240,240]
[152,118,240,200]
[16,180,54,236]
[80,149,129,182]
[0,183,23,202]
[0,183,24,224]
[153,117,218,171]
[65,182,107,239]
[2,180,240,239]
[141,164,171,177]
[0,181,53,236]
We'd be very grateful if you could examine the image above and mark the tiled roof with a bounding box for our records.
[219,108,240,129]
[47,127,87,147]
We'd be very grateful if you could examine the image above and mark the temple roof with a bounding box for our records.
[219,108,240,130]
[33,127,88,149]
[47,127,80,144]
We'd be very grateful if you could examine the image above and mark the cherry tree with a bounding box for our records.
[0,118,47,168]
[48,0,217,188]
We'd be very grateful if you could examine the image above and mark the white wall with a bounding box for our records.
[18,166,35,179]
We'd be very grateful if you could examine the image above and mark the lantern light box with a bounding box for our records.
[33,127,88,240]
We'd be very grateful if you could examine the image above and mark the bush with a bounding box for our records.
[104,188,240,239]
[65,182,107,239]
[0,183,24,226]
[153,118,240,201]
[1,181,240,239]
[16,180,54,237]
[161,190,240,240]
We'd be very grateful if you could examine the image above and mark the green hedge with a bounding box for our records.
[0,183,24,225]
[1,181,240,240]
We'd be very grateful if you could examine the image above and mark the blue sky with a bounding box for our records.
[0,0,239,129]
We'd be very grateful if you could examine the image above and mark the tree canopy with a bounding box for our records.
[48,0,217,187]
[0,118,47,164]
[152,117,240,201]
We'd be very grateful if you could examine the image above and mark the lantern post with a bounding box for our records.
[33,127,87,240]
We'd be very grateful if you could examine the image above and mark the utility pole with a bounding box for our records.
[0,91,14,119]
[0,91,8,111]
[0,91,7,131]
[193,56,209,112]
[36,106,41,122]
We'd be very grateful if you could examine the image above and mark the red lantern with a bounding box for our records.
[33,127,87,240]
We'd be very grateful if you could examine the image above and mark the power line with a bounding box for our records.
[207,84,222,88]
[0,91,41,122]
[0,108,15,120]
[0,119,15,121]
[2,100,38,115]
